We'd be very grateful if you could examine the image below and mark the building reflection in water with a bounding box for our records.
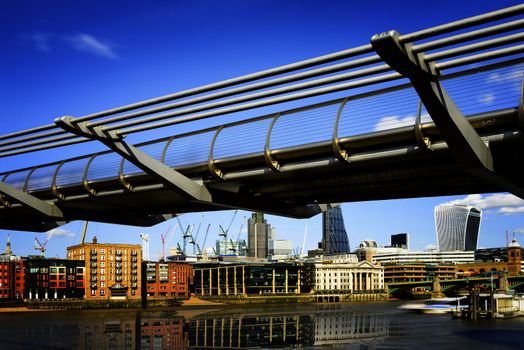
[187,304,389,349]
[0,310,188,350]
[0,305,388,349]
[313,304,389,349]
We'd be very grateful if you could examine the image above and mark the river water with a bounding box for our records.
[0,301,523,349]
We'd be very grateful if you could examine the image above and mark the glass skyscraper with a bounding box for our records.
[434,204,482,251]
[322,204,350,254]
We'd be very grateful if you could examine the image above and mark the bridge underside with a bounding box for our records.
[1,5,524,231]
[1,109,522,231]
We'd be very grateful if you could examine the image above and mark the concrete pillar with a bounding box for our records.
[297,268,301,294]
[285,268,288,293]
[272,268,276,294]
[217,267,221,296]
[226,267,229,296]
[242,266,246,296]
[201,269,204,296]
[209,268,213,296]
[234,266,237,295]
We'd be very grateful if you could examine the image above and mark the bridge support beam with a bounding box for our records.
[371,31,524,198]
[55,116,213,202]
[0,181,64,218]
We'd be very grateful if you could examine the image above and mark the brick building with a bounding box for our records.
[0,236,24,300]
[67,237,142,300]
[143,261,193,299]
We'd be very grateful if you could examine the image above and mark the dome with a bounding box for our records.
[359,240,378,248]
[509,238,520,248]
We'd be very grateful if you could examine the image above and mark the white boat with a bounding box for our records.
[399,297,468,314]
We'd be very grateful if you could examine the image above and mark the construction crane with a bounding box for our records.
[34,228,56,257]
[218,210,239,254]
[301,225,308,257]
[192,215,204,255]
[81,221,89,244]
[175,215,193,255]
[140,233,150,261]
[160,226,172,261]
[34,237,49,257]
[199,224,211,256]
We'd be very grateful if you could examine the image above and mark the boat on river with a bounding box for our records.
[399,297,468,314]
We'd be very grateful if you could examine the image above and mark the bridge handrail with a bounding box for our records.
[0,4,523,159]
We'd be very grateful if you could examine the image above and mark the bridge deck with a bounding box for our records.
[0,5,523,230]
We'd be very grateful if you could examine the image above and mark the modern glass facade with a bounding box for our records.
[434,204,482,251]
[322,205,350,254]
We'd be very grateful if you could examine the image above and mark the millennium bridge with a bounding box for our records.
[0,5,523,231]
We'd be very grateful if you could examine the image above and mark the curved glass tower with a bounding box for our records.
[434,204,482,251]
[322,204,350,254]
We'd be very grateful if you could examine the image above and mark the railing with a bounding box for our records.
[0,5,522,208]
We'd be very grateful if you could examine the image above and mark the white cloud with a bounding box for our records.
[32,32,52,52]
[441,193,524,216]
[374,115,415,131]
[46,227,75,239]
[498,207,524,215]
[478,93,494,105]
[66,33,119,59]
[29,31,119,59]
[514,228,524,234]
[487,68,522,83]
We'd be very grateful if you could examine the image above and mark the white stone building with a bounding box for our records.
[314,254,384,292]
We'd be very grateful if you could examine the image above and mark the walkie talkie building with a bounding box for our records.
[434,204,482,251]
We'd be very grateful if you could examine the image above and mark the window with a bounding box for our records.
[100,289,105,296]
[100,282,105,288]
[91,290,96,296]
[100,249,105,254]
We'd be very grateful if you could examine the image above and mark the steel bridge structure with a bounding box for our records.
[1,5,523,231]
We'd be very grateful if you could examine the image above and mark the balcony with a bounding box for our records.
[116,251,122,256]
[90,283,97,289]
[131,251,137,256]
[115,256,122,262]
[90,256,97,262]
[90,276,97,282]
[131,257,137,262]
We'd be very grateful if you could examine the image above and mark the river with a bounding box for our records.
[0,301,523,349]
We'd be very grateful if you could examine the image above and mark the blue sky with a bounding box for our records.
[1,0,523,259]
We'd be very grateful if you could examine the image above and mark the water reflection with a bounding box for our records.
[187,304,389,349]
[1,302,523,349]
[0,304,391,349]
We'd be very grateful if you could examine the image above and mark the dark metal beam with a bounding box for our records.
[371,30,524,199]
[55,116,212,202]
[0,181,64,218]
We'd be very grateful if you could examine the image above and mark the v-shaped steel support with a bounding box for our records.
[55,116,212,202]
[0,181,64,218]
[371,30,524,198]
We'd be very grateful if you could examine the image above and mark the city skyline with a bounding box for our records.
[1,0,524,259]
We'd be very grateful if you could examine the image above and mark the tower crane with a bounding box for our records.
[34,229,56,257]
[199,224,211,256]
[140,233,150,261]
[160,225,171,261]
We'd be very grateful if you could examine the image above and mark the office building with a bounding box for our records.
[67,237,142,300]
[321,204,350,254]
[247,213,271,258]
[194,262,314,296]
[24,257,85,299]
[390,233,409,249]
[435,204,482,251]
[268,239,293,260]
